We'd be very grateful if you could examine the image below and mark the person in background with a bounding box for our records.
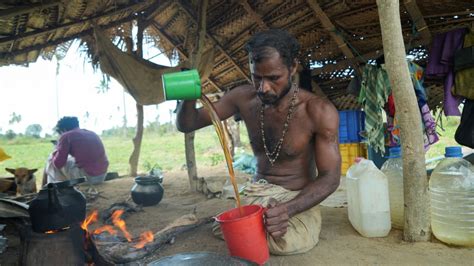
[42,116,109,186]
[176,29,341,255]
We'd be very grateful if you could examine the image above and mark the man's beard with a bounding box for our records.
[257,78,292,105]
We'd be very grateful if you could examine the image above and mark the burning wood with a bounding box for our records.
[44,227,70,234]
[89,213,213,264]
[93,225,117,235]
[133,231,154,249]
[81,210,98,231]
[110,209,132,242]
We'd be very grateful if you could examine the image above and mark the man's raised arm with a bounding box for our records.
[176,86,245,133]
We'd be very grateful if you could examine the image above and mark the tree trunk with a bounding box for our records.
[129,103,144,176]
[228,118,241,148]
[185,132,198,190]
[128,20,145,177]
[184,0,209,191]
[223,120,235,157]
[376,0,431,242]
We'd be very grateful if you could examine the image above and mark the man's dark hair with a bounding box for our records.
[246,29,300,69]
[55,116,79,134]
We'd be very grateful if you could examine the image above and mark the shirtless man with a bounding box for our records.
[177,29,341,255]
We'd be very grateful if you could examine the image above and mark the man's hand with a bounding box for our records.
[264,198,290,238]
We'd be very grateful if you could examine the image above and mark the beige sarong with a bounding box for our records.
[214,181,322,255]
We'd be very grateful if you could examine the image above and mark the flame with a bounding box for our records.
[133,231,154,249]
[93,225,117,235]
[111,210,132,242]
[44,226,70,234]
[81,210,99,231]
[81,209,153,249]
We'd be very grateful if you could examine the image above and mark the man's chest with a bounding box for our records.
[241,105,314,159]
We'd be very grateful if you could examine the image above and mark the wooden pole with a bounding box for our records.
[376,0,431,242]
[184,0,209,191]
[128,20,145,177]
[185,131,198,190]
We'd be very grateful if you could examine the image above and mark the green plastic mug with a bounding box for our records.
[162,69,202,100]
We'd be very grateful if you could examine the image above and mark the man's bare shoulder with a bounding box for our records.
[228,84,256,97]
[301,90,338,131]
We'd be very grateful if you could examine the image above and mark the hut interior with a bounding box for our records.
[1,0,473,110]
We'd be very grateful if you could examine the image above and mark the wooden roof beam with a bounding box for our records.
[311,35,432,77]
[0,0,61,19]
[0,1,150,45]
[0,13,140,59]
[240,1,268,30]
[307,0,359,70]
[150,21,222,92]
[176,0,251,83]
[403,0,431,44]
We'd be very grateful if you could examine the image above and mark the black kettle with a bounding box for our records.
[28,178,86,233]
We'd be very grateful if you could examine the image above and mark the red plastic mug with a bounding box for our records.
[215,204,269,265]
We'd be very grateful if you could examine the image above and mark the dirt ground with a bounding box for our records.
[87,166,473,265]
[1,166,473,265]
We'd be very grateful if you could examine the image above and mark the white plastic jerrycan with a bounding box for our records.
[346,158,391,237]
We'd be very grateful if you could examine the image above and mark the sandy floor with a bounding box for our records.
[87,167,473,265]
[1,166,473,265]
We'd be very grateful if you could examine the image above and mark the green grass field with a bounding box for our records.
[0,126,251,177]
[0,115,462,178]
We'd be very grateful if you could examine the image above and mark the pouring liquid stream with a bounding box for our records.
[200,95,243,216]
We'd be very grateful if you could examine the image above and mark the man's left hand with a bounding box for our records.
[264,198,290,238]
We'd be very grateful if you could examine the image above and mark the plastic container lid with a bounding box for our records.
[386,146,401,158]
[445,146,463,158]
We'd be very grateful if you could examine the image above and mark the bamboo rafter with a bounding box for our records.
[403,0,432,44]
[149,21,221,93]
[306,0,361,75]
[175,0,251,82]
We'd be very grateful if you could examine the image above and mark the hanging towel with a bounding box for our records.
[359,65,391,155]
[425,28,467,116]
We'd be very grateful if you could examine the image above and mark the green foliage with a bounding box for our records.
[25,124,42,138]
[143,161,162,172]
[209,153,224,166]
[96,74,111,93]
[8,112,21,125]
[5,130,16,140]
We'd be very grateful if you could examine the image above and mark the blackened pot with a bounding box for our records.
[131,176,164,206]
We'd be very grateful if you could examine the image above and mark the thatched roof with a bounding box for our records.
[1,0,473,110]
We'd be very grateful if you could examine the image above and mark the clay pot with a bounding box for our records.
[131,176,164,206]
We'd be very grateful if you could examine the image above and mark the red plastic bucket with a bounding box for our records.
[215,205,269,265]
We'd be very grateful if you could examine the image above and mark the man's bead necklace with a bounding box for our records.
[260,83,299,166]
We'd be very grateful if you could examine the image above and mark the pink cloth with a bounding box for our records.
[53,128,109,176]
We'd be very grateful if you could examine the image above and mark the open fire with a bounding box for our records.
[81,210,154,249]
[44,227,70,234]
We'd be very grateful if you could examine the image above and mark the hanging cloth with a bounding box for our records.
[93,28,215,105]
[454,28,474,100]
[359,65,391,155]
[425,28,467,116]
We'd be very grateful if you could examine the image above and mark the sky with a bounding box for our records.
[0,41,178,137]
